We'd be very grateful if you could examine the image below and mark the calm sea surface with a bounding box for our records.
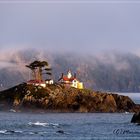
[0,93,140,140]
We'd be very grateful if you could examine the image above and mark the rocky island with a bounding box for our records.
[0,60,139,113]
[0,83,139,113]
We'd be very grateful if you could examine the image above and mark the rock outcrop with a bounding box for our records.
[0,83,139,112]
[131,112,140,124]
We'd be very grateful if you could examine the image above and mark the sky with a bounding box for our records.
[1,0,140,54]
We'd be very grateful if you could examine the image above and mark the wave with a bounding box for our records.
[0,130,23,135]
[28,121,59,127]
[0,130,7,134]
[9,109,16,113]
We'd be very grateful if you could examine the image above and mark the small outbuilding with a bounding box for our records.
[45,79,54,85]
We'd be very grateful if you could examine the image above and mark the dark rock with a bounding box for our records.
[131,112,140,123]
[72,102,80,111]
[56,130,64,134]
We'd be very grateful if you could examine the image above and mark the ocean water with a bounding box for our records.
[0,93,140,140]
[0,112,140,140]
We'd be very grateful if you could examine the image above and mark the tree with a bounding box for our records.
[26,64,37,80]
[26,60,52,81]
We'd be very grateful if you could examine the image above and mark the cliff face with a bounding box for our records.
[0,83,139,113]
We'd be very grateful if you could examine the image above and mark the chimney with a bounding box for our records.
[74,73,76,78]
[61,73,64,78]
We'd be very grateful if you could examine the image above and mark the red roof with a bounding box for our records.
[27,80,45,84]
[62,76,77,82]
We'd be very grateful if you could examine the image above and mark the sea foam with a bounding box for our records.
[28,121,59,127]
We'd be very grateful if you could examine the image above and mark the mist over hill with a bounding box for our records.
[0,48,140,92]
